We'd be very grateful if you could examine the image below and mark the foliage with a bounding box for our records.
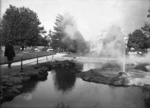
[37,36,49,46]
[127,29,148,51]
[54,102,70,108]
[141,7,150,48]
[147,8,150,18]
[142,23,150,37]
[141,24,150,48]
[0,20,2,45]
[50,14,88,53]
[1,5,46,46]
[127,7,150,51]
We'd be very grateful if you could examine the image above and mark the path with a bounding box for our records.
[0,53,67,75]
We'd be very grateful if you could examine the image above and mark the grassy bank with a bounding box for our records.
[0,62,50,104]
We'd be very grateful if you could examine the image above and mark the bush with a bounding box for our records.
[0,47,3,55]
[14,46,21,52]
[41,47,48,51]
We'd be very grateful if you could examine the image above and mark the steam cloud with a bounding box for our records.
[92,24,150,69]
[60,13,150,68]
[62,13,78,40]
[126,51,150,64]
[94,25,125,59]
[60,13,87,53]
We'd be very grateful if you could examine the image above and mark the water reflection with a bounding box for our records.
[54,102,70,108]
[143,87,150,108]
[21,81,38,93]
[52,69,76,93]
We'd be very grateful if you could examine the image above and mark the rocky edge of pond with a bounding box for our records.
[0,60,81,104]
[0,66,49,104]
[77,63,150,87]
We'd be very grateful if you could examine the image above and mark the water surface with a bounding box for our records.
[2,63,150,108]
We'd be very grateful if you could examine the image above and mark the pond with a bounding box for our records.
[2,63,150,108]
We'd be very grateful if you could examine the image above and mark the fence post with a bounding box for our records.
[20,57,23,72]
[46,56,48,61]
[37,53,38,64]
[52,55,54,61]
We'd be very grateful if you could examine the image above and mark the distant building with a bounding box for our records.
[90,32,106,54]
[124,36,128,48]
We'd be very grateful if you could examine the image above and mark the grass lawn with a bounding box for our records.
[0,51,55,65]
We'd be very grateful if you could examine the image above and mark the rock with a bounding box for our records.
[77,67,150,87]
[115,72,131,79]
[21,76,31,82]
[10,77,23,84]
[77,69,132,86]
[134,63,149,72]
[83,76,90,80]
[48,60,79,69]
[29,66,48,81]
[0,96,3,104]
[1,76,9,79]
[34,65,40,69]
[11,87,21,94]
[146,65,150,72]
[2,82,14,86]
[14,85,23,90]
[40,66,49,72]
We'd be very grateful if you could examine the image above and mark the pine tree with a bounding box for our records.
[50,13,88,53]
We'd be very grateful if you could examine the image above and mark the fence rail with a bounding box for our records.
[1,55,54,72]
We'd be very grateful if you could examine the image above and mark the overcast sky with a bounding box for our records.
[1,0,150,40]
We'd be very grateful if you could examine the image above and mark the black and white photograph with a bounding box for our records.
[0,0,150,108]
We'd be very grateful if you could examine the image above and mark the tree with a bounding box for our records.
[141,8,150,48]
[0,20,3,54]
[1,5,46,46]
[147,8,150,18]
[127,7,150,51]
[50,14,65,51]
[127,29,148,51]
[37,36,49,46]
[0,19,2,45]
[50,13,88,53]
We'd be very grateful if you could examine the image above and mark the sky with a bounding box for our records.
[1,0,150,41]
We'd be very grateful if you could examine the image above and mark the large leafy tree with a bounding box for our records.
[1,5,46,46]
[0,20,3,54]
[127,29,148,51]
[38,36,49,46]
[0,19,2,45]
[50,14,88,53]
[127,8,150,51]
[141,8,150,48]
